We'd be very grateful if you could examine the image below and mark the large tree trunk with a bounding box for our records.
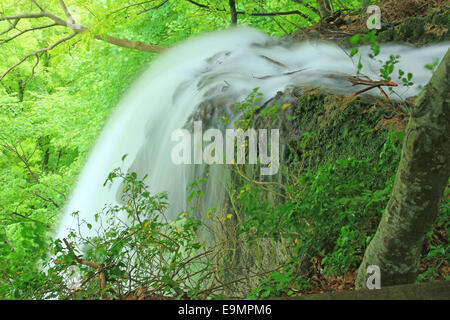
[355,49,450,289]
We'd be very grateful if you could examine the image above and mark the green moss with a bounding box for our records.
[378,11,450,45]
[281,90,399,174]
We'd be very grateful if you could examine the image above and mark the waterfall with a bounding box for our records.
[55,27,448,240]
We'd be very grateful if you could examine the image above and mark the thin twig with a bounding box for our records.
[0,19,19,36]
[59,0,75,25]
[138,0,170,15]
[0,33,76,82]
[254,68,307,80]
[0,23,58,45]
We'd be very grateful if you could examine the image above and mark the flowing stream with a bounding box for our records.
[56,27,448,240]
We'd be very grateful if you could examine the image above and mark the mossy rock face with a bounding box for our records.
[267,88,405,174]
[378,11,450,45]
[217,87,406,296]
[290,6,449,47]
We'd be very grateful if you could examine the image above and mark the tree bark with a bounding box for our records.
[229,0,238,26]
[355,49,450,289]
[317,0,332,21]
[93,34,167,53]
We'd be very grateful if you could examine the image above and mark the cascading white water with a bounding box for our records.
[56,27,448,240]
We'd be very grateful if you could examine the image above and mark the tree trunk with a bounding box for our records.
[355,49,450,289]
[317,0,331,21]
[18,79,24,102]
[229,0,238,26]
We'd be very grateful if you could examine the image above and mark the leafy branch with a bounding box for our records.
[0,0,168,82]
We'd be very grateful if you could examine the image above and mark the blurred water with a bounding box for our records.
[56,27,448,240]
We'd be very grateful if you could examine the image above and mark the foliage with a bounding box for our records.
[0,0,447,299]
[0,0,334,298]
[36,169,222,299]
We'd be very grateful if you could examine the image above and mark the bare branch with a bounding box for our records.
[40,10,75,28]
[59,0,75,25]
[0,2,168,82]
[63,238,102,269]
[29,190,60,208]
[0,32,76,82]
[186,0,208,9]
[255,0,288,35]
[250,11,312,20]
[291,0,320,16]
[110,1,157,15]
[0,23,58,45]
[186,0,314,21]
[22,53,39,88]
[94,34,167,53]
[0,10,71,28]
[137,0,170,15]
[0,19,19,36]
[1,142,40,183]
[0,12,47,21]
[31,0,45,12]
[10,211,51,227]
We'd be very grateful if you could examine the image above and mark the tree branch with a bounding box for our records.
[0,33,77,82]
[110,1,157,15]
[186,0,314,21]
[291,0,320,16]
[0,3,167,64]
[1,142,41,183]
[31,0,45,12]
[0,23,58,45]
[62,238,113,298]
[0,12,47,21]
[94,34,167,53]
[10,211,51,228]
[0,2,169,81]
[137,0,170,15]
[186,0,209,9]
[59,0,75,25]
[21,53,40,94]
[0,19,19,36]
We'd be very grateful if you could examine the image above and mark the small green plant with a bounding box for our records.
[234,127,404,294]
[350,31,414,94]
[41,168,220,300]
[425,58,440,73]
[247,264,297,299]
[223,87,264,130]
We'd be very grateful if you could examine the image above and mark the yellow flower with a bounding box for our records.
[295,238,299,244]
[176,227,183,233]
[227,214,232,219]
